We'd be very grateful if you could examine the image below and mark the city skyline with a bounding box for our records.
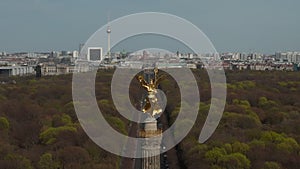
[0,0,300,54]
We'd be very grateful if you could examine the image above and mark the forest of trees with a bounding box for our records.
[0,69,300,169]
[161,70,300,169]
[0,71,127,169]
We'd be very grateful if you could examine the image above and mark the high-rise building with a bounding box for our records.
[79,43,85,54]
[72,50,79,58]
[87,47,103,61]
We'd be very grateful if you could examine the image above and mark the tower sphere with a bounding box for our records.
[107,27,111,33]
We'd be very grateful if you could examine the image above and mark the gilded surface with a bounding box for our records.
[137,68,164,117]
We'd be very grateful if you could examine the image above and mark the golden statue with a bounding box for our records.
[137,68,164,117]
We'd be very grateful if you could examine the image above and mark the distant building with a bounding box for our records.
[0,52,6,56]
[0,65,34,77]
[72,50,79,58]
[61,51,68,56]
[79,43,85,55]
[87,47,103,61]
[42,63,77,76]
[274,52,300,63]
[50,51,60,58]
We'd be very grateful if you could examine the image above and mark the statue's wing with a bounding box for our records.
[137,75,150,91]
[155,75,166,88]
[137,75,148,85]
[140,79,148,87]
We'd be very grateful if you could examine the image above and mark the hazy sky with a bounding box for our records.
[0,0,299,54]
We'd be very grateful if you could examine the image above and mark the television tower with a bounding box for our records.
[107,15,111,60]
